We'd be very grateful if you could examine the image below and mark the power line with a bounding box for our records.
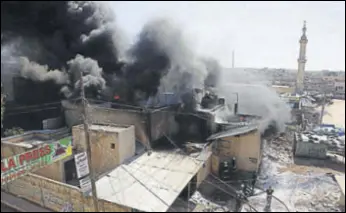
[90,123,259,212]
[121,165,178,212]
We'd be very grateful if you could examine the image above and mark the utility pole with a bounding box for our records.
[80,72,100,212]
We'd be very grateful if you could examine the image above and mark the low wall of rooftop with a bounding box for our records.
[2,173,130,212]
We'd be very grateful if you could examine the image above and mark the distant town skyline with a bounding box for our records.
[110,1,345,71]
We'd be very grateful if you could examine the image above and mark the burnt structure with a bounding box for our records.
[2,77,64,132]
[13,77,62,105]
[62,89,229,148]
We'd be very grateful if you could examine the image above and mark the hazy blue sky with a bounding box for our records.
[109,1,345,71]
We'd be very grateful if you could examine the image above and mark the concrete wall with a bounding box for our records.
[63,101,149,147]
[295,141,327,159]
[72,125,135,178]
[63,101,177,147]
[118,126,136,164]
[212,130,261,172]
[211,154,220,176]
[34,155,74,183]
[89,108,148,147]
[72,126,119,177]
[150,108,177,141]
[42,117,63,130]
[2,173,130,212]
[196,153,212,187]
[0,142,67,182]
[1,142,26,158]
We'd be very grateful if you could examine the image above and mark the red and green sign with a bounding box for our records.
[1,137,72,185]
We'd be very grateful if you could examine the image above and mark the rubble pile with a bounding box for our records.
[292,176,342,212]
[263,134,294,165]
[251,132,344,212]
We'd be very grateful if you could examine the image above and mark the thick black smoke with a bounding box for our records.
[1,1,122,72]
[1,1,221,107]
[203,58,222,88]
[1,1,122,102]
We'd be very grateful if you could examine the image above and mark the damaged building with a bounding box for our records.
[1,2,281,212]
[207,124,263,180]
[1,123,212,212]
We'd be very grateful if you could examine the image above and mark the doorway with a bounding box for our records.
[64,158,78,186]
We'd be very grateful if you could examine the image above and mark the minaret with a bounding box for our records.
[296,21,308,94]
[232,50,235,68]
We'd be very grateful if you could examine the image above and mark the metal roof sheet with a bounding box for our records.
[207,124,258,141]
[96,151,210,212]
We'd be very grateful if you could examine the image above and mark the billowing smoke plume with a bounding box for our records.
[1,1,123,100]
[1,1,289,132]
[124,19,218,103]
[1,1,218,106]
[19,57,68,85]
[217,68,291,132]
[61,54,106,98]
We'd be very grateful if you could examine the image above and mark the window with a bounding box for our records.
[111,143,115,149]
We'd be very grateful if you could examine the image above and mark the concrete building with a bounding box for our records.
[1,123,211,212]
[62,100,177,149]
[334,80,345,99]
[296,21,308,94]
[207,124,262,179]
[1,128,73,183]
[294,132,328,159]
[72,124,135,178]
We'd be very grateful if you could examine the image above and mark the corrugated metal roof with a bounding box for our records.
[96,151,209,212]
[207,124,258,141]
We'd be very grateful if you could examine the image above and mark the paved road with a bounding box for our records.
[1,191,52,212]
[1,203,17,212]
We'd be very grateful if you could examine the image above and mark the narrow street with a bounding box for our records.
[1,203,17,212]
[1,191,52,212]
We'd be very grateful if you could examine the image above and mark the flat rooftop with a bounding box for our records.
[1,128,70,149]
[95,151,211,212]
[89,125,130,133]
[74,124,133,133]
